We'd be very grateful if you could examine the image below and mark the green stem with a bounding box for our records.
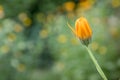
[85,46,108,80]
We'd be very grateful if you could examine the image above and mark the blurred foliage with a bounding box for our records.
[0,0,120,80]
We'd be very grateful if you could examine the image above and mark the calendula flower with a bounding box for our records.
[67,17,108,80]
[67,17,92,46]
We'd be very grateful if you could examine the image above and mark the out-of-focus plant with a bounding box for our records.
[0,0,120,80]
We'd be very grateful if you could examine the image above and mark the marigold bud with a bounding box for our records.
[67,17,92,46]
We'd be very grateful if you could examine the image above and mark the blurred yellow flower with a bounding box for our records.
[1,45,9,54]
[109,27,119,39]
[36,13,45,23]
[18,13,32,27]
[77,0,95,10]
[17,64,26,72]
[18,13,27,21]
[14,24,23,32]
[63,1,75,12]
[0,5,4,19]
[67,12,75,19]
[7,33,16,42]
[90,42,99,51]
[46,14,54,23]
[98,46,107,55]
[111,0,120,8]
[57,35,67,43]
[55,62,64,72]
[39,29,48,38]
[71,38,79,45]
[23,17,32,27]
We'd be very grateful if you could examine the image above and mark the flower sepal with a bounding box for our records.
[79,37,91,46]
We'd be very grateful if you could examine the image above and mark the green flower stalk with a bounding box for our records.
[67,17,108,80]
[85,46,107,80]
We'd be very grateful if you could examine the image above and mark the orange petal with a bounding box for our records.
[82,18,92,37]
[75,17,92,39]
[81,21,88,39]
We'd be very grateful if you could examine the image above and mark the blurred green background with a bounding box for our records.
[0,0,120,80]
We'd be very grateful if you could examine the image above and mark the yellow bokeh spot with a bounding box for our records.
[46,14,54,23]
[18,13,32,27]
[57,35,67,43]
[63,1,75,12]
[98,46,107,55]
[109,27,119,39]
[90,42,99,51]
[71,38,79,45]
[77,0,95,10]
[17,64,26,72]
[0,5,4,19]
[0,5,3,11]
[39,29,48,38]
[112,0,120,8]
[23,17,32,27]
[36,13,45,23]
[67,12,75,19]
[7,33,16,42]
[1,45,9,54]
[55,62,64,72]
[18,13,27,21]
[14,24,23,32]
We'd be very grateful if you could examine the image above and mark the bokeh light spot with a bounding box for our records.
[39,29,48,39]
[57,35,67,43]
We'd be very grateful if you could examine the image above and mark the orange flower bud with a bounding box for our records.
[67,17,92,46]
